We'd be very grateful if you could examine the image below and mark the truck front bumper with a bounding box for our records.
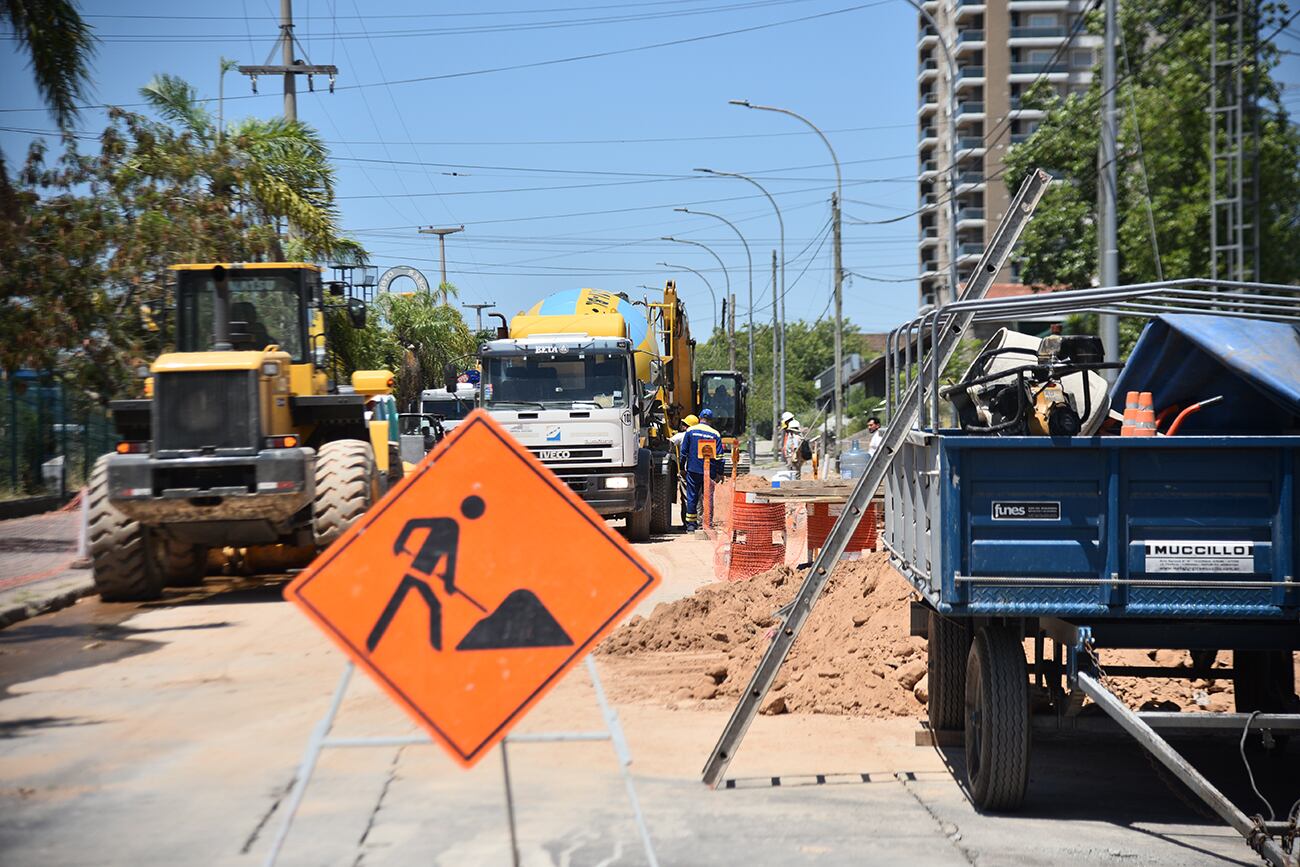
[106,449,315,544]
[547,469,639,516]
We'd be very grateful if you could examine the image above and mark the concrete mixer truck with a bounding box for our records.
[479,284,745,541]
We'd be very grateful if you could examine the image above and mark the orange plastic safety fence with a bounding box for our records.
[806,502,878,553]
[725,488,785,580]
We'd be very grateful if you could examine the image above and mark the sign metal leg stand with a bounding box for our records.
[264,658,659,867]
[264,663,356,867]
[500,740,521,867]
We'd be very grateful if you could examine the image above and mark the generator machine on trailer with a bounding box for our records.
[701,170,1300,867]
[91,263,399,600]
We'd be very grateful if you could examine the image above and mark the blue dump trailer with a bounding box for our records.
[885,311,1300,865]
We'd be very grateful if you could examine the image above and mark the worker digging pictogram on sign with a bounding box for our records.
[285,409,659,768]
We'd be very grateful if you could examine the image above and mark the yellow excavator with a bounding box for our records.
[88,263,398,600]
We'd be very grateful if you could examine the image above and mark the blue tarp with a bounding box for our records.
[1112,314,1300,434]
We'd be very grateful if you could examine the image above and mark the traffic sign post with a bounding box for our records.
[266,410,662,865]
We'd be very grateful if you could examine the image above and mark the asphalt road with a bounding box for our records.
[0,528,1296,866]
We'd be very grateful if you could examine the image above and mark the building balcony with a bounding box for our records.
[919,126,937,146]
[1009,62,1069,82]
[956,207,986,228]
[954,29,986,56]
[954,0,986,21]
[919,27,939,48]
[918,94,939,118]
[956,135,986,158]
[919,160,941,181]
[919,227,940,248]
[1010,132,1031,144]
[954,65,986,93]
[956,171,986,191]
[1009,25,1068,42]
[957,242,985,261]
[1009,0,1075,9]
[921,260,940,277]
[920,194,939,212]
[919,58,938,82]
[955,101,985,124]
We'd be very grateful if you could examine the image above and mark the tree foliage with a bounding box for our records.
[1,76,365,397]
[1004,0,1300,288]
[329,290,477,410]
[694,318,864,439]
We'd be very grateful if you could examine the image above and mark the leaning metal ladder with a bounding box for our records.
[699,168,1054,787]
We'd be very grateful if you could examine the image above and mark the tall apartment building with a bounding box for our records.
[916,0,1099,309]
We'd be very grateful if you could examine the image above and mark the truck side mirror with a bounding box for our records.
[347,298,367,328]
[443,363,459,392]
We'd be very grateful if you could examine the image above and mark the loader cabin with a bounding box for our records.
[173,263,319,364]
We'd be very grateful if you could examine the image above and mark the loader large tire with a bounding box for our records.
[160,537,208,587]
[88,455,165,601]
[313,440,379,550]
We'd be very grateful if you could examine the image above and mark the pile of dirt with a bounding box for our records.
[599,551,1277,717]
[599,553,929,716]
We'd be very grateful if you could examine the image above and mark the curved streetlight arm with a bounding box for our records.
[657,260,716,334]
[695,167,786,410]
[729,100,841,201]
[676,207,756,457]
[662,236,732,334]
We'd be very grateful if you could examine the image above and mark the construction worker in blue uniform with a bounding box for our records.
[680,409,726,532]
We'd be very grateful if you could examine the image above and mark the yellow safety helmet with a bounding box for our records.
[683,414,699,427]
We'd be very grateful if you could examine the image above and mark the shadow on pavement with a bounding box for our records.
[0,715,103,739]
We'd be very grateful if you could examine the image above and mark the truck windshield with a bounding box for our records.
[177,271,307,361]
[483,352,628,408]
[422,395,475,420]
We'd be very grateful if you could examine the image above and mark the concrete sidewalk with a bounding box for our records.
[0,505,93,628]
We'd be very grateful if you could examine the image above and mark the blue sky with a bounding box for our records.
[3,1,1297,338]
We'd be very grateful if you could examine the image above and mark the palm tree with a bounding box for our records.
[0,0,96,212]
[138,73,365,264]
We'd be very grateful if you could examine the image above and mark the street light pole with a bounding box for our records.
[657,261,716,335]
[730,100,844,455]
[662,237,733,367]
[675,207,755,459]
[695,168,785,412]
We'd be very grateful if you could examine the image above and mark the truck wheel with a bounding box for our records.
[650,464,673,534]
[313,440,379,549]
[928,611,970,732]
[160,537,208,587]
[1234,650,1298,713]
[964,625,1030,812]
[88,455,165,601]
[625,477,653,543]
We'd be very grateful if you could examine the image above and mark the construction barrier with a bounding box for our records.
[806,502,879,554]
[725,488,785,581]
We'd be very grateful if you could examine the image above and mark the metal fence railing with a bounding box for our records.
[2,371,117,501]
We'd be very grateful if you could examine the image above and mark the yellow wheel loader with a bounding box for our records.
[88,263,399,601]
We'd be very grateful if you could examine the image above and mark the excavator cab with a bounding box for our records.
[698,370,747,439]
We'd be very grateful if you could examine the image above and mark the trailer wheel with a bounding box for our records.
[626,475,653,542]
[1234,650,1299,713]
[964,625,1030,811]
[650,462,673,534]
[313,440,379,550]
[928,611,970,731]
[159,537,208,587]
[88,455,166,601]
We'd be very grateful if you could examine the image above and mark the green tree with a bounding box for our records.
[1004,0,1300,288]
[328,290,477,410]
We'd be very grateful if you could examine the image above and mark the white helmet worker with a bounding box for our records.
[787,419,802,431]
[780,411,795,426]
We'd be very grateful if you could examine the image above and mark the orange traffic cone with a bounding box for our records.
[1121,391,1140,436]
[1134,392,1156,437]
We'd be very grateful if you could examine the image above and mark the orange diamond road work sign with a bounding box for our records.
[286,410,660,768]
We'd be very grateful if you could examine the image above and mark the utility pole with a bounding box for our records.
[1098,0,1120,373]
[461,302,496,333]
[771,250,779,453]
[237,0,338,123]
[728,100,842,453]
[419,226,465,289]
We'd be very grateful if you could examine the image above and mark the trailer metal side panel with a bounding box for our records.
[886,434,1300,619]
